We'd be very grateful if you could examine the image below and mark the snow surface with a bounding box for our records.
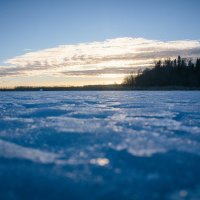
[0,91,200,200]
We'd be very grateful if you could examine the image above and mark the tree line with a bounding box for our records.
[123,56,200,87]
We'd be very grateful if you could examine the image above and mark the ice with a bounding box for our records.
[0,91,200,200]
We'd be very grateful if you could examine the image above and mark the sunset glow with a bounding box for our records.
[1,38,200,87]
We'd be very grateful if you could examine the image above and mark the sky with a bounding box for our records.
[0,0,200,87]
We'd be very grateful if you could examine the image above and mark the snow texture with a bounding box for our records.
[0,91,200,200]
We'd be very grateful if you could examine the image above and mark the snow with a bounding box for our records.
[0,91,200,200]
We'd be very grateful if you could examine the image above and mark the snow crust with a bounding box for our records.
[0,91,200,200]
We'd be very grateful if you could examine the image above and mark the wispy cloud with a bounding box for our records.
[1,37,200,78]
[23,48,32,52]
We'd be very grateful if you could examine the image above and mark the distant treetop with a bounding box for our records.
[123,56,200,87]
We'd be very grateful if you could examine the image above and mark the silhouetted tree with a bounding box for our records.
[173,59,177,68]
[123,56,200,87]
[123,74,135,86]
[188,59,194,69]
[196,58,200,72]
[178,56,181,68]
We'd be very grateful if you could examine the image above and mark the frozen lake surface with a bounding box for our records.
[0,91,200,200]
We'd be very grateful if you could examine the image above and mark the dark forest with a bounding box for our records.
[124,56,200,87]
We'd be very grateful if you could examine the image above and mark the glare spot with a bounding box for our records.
[90,158,110,166]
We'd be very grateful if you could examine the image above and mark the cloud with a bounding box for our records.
[61,66,146,76]
[1,37,200,78]
[23,49,32,52]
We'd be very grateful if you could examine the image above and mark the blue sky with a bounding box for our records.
[1,0,200,86]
